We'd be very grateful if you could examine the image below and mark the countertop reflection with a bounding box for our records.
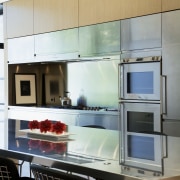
[5,119,180,180]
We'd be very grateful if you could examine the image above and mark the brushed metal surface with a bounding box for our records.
[79,21,120,57]
[67,59,120,109]
[34,28,79,61]
[121,14,161,51]
[3,120,180,180]
[162,10,180,121]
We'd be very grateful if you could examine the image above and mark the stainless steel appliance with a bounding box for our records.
[120,56,161,101]
[120,102,166,173]
[119,51,167,176]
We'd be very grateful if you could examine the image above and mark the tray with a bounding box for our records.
[19,129,73,141]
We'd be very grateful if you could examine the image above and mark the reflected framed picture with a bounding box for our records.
[44,74,64,106]
[14,73,37,105]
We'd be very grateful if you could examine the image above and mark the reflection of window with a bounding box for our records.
[20,80,31,96]
[50,80,59,95]
[128,135,154,160]
[127,71,153,94]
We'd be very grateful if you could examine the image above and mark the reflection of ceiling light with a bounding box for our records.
[0,0,11,3]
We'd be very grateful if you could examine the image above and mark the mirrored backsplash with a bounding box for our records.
[67,59,120,108]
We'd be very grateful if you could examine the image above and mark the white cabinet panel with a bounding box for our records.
[0,121,5,148]
[8,106,78,126]
[0,80,4,103]
[0,15,3,42]
[8,36,35,64]
[0,49,4,77]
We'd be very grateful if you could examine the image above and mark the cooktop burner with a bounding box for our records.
[59,105,104,111]
[42,105,117,111]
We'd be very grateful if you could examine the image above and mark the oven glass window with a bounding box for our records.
[127,71,153,94]
[128,135,154,160]
[127,111,154,133]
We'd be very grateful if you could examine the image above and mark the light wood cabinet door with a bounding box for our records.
[119,0,161,19]
[79,0,121,26]
[5,0,33,38]
[162,0,180,12]
[79,0,161,27]
[34,0,78,34]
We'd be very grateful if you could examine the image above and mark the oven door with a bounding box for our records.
[120,102,166,173]
[120,61,161,101]
[122,132,165,173]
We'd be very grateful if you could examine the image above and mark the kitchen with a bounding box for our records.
[1,0,180,180]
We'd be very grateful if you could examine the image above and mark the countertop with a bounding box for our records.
[4,119,180,180]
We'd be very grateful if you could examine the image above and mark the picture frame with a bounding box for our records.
[44,74,64,106]
[14,73,37,105]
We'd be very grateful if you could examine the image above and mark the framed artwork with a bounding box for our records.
[14,73,37,105]
[44,74,64,106]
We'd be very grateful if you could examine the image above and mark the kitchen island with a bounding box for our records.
[2,119,180,180]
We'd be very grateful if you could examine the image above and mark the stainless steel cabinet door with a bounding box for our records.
[34,28,79,61]
[79,21,120,57]
[121,14,161,51]
[162,10,180,120]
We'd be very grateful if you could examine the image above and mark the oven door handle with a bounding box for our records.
[119,102,125,164]
[162,75,167,115]
[119,64,124,99]
[162,133,168,159]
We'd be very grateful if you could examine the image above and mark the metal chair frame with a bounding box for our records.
[0,156,33,180]
[31,164,88,180]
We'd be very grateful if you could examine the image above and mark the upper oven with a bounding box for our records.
[119,56,161,101]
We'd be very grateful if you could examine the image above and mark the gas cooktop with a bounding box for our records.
[42,105,106,111]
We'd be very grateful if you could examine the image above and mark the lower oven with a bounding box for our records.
[120,102,167,175]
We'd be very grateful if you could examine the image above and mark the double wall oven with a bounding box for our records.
[119,51,167,176]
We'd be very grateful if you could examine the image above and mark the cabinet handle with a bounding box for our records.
[162,75,167,115]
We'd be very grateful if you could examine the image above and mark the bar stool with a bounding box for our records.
[0,156,34,180]
[31,164,88,180]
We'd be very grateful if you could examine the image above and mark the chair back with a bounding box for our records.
[0,156,20,180]
[31,164,87,180]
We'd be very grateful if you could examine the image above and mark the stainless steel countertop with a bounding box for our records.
[4,119,180,180]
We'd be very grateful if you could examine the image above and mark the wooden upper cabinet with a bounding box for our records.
[162,0,180,12]
[34,0,78,34]
[79,0,96,26]
[94,0,122,23]
[5,0,33,38]
[79,0,121,26]
[119,0,161,19]
[79,0,162,27]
